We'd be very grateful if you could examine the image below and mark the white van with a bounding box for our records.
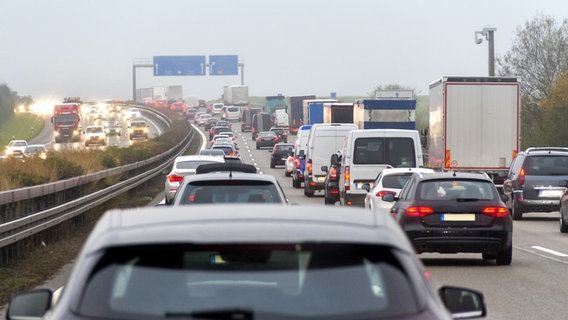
[338,129,423,206]
[222,105,241,121]
[304,123,357,197]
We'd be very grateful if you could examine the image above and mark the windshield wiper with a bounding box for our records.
[166,308,254,320]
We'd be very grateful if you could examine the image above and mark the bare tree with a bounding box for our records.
[497,14,568,101]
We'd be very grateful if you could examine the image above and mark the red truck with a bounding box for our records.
[51,102,82,142]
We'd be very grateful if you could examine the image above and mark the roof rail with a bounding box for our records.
[196,163,257,174]
[525,147,568,154]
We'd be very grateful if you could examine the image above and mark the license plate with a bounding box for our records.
[316,176,326,182]
[441,214,476,221]
[539,189,564,198]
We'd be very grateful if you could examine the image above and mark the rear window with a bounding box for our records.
[180,180,282,204]
[353,137,416,167]
[176,160,220,170]
[523,155,568,175]
[382,173,414,189]
[77,243,421,318]
[419,179,496,200]
[227,107,239,112]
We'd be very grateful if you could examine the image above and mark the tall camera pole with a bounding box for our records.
[475,27,497,76]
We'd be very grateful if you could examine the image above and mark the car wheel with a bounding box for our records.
[285,170,291,177]
[324,194,335,205]
[304,183,314,197]
[256,145,259,150]
[270,161,275,168]
[292,177,300,188]
[512,202,523,220]
[560,210,568,233]
[496,245,512,265]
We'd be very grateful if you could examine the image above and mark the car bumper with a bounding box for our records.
[517,199,560,212]
[341,193,366,207]
[406,229,512,254]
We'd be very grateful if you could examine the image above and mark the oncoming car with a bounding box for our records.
[6,205,487,320]
[170,163,288,205]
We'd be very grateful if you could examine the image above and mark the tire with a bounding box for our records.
[560,211,568,233]
[285,170,291,177]
[512,202,524,221]
[293,177,301,188]
[256,145,259,150]
[304,182,314,197]
[324,194,335,205]
[496,245,513,265]
[270,161,275,169]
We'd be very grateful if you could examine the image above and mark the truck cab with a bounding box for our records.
[129,119,149,140]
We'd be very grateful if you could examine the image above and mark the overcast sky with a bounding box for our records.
[1,0,566,102]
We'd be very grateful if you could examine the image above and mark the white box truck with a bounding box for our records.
[427,76,521,187]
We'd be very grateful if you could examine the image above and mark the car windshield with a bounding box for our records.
[419,179,496,200]
[179,181,281,204]
[87,127,103,133]
[9,141,26,147]
[77,243,420,319]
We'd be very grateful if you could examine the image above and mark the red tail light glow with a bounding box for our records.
[406,206,434,217]
[519,168,525,186]
[375,190,397,197]
[307,159,313,175]
[482,207,509,218]
[330,168,338,180]
[168,174,184,183]
[344,166,351,191]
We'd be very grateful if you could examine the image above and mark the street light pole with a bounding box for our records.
[475,27,497,76]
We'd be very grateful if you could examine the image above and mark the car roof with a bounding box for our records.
[83,205,409,252]
[173,155,226,163]
[379,168,436,175]
[416,171,492,182]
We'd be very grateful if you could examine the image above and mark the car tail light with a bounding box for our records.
[257,138,261,142]
[482,207,509,218]
[273,137,278,141]
[343,166,351,191]
[330,167,338,180]
[519,168,525,186]
[295,159,300,167]
[229,152,236,156]
[375,190,397,197]
[167,174,184,183]
[406,206,434,217]
[307,159,313,175]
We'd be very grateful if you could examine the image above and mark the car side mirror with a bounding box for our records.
[438,286,486,318]
[500,194,509,203]
[382,193,395,202]
[7,289,53,319]
[299,150,305,157]
[321,165,328,173]
[361,183,370,192]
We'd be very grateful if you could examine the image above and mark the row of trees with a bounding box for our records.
[497,14,568,149]
[0,84,17,127]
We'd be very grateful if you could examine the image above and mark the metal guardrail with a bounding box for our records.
[0,106,194,251]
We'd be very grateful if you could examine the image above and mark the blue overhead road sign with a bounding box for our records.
[209,55,239,76]
[153,56,206,76]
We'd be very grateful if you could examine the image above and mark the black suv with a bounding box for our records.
[270,143,294,168]
[503,147,568,220]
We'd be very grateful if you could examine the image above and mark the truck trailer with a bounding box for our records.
[323,102,354,124]
[223,85,249,106]
[353,99,416,130]
[302,99,338,126]
[427,76,521,186]
[288,95,316,135]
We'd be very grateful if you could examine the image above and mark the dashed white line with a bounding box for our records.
[530,246,568,257]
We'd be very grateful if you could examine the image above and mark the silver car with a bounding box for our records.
[164,155,225,204]
[6,205,487,319]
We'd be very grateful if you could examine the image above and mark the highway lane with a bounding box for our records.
[4,119,568,319]
[233,123,568,319]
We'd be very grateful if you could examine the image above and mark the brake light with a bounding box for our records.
[307,159,313,175]
[273,137,278,141]
[257,138,261,142]
[167,174,184,183]
[330,167,338,180]
[375,190,397,197]
[229,152,236,156]
[295,159,300,167]
[482,207,509,218]
[519,168,525,186]
[406,206,434,217]
[344,166,350,191]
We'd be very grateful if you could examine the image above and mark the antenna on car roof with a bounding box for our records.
[452,171,457,177]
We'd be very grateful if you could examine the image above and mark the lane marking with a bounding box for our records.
[530,246,568,257]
